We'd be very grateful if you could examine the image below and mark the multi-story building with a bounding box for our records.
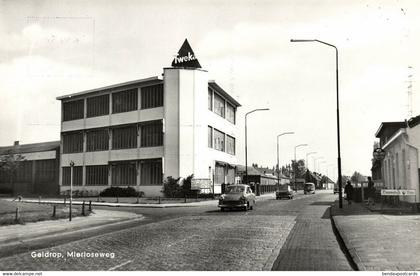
[375,115,420,203]
[56,40,240,196]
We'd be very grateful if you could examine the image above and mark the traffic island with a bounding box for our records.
[0,199,90,226]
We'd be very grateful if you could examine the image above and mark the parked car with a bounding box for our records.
[304,182,316,195]
[276,184,294,199]
[333,185,344,194]
[218,184,256,211]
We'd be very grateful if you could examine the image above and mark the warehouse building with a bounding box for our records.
[0,141,60,195]
[56,39,240,196]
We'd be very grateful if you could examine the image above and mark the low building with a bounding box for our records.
[375,115,420,203]
[236,165,290,195]
[56,39,240,196]
[0,141,60,196]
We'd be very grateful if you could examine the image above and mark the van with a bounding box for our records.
[304,182,315,195]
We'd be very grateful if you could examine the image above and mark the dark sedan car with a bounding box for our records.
[218,184,256,211]
[276,184,294,199]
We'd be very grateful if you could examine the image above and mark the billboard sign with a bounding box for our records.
[381,189,416,196]
[171,39,202,69]
[191,178,212,190]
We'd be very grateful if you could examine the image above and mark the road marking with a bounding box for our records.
[108,260,133,271]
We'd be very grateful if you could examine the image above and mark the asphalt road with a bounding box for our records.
[0,190,353,271]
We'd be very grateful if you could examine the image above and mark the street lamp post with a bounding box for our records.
[290,38,343,208]
[294,144,308,191]
[306,152,317,171]
[69,160,74,222]
[277,132,294,189]
[245,108,269,187]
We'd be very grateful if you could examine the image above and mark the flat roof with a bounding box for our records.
[0,141,60,155]
[209,81,241,107]
[374,121,406,138]
[56,76,162,100]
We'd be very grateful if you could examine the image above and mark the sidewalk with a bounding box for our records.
[0,209,144,253]
[330,200,420,271]
[11,192,276,208]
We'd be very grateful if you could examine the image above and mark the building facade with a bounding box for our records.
[0,141,60,195]
[56,40,240,196]
[375,116,420,203]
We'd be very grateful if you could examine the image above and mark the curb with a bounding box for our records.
[19,199,217,208]
[265,220,296,271]
[329,205,361,271]
[19,194,276,208]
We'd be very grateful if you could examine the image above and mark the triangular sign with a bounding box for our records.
[171,39,202,68]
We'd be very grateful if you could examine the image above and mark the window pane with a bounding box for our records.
[35,160,56,182]
[141,84,163,109]
[208,126,212,148]
[87,94,109,118]
[226,135,235,155]
[86,165,108,186]
[111,163,136,186]
[140,159,162,185]
[63,100,84,121]
[16,161,32,182]
[226,102,235,124]
[112,125,137,149]
[62,166,83,186]
[213,129,225,152]
[208,88,213,111]
[112,89,138,113]
[62,132,84,153]
[140,121,163,147]
[86,129,109,152]
[213,93,225,117]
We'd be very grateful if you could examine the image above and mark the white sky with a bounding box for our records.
[1,0,419,179]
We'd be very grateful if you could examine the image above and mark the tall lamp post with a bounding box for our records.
[306,152,317,172]
[294,144,308,191]
[290,38,343,208]
[69,160,74,222]
[277,132,294,189]
[245,108,269,186]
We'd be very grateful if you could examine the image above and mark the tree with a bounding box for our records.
[350,171,364,184]
[0,150,25,192]
[291,159,306,178]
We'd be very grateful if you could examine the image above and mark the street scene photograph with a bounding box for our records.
[0,0,420,275]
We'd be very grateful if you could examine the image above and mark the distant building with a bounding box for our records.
[56,40,240,196]
[375,115,420,203]
[236,165,290,194]
[0,141,60,195]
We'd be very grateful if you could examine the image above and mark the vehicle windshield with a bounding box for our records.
[226,186,245,193]
[305,184,314,189]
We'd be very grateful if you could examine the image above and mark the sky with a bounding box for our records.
[1,0,419,179]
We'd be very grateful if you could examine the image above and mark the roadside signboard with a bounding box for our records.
[191,178,212,190]
[381,189,416,196]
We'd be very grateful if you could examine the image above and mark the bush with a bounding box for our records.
[99,187,143,197]
[162,175,194,198]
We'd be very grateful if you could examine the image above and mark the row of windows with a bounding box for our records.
[62,121,163,153]
[61,160,162,186]
[208,126,236,155]
[208,88,236,124]
[63,84,164,121]
[0,160,57,183]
